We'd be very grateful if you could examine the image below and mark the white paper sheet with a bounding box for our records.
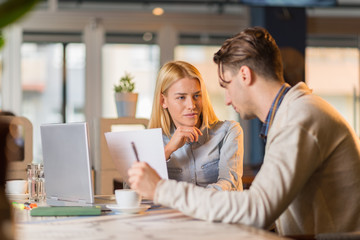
[104,128,168,182]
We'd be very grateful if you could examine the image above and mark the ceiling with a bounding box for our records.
[39,0,245,15]
[36,0,360,17]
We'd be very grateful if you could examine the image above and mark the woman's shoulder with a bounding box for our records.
[209,120,242,133]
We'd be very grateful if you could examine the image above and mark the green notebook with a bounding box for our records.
[30,206,101,216]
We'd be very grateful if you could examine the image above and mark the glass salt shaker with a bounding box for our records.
[37,164,46,202]
[27,164,38,202]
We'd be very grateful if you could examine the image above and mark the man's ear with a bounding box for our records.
[239,66,253,86]
[160,94,167,109]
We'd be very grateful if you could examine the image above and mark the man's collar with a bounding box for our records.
[259,83,291,143]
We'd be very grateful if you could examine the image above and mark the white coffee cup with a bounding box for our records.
[115,189,141,208]
[5,180,28,195]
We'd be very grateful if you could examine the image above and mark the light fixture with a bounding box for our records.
[152,7,164,16]
[143,32,153,42]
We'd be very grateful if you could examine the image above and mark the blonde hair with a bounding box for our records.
[148,61,218,136]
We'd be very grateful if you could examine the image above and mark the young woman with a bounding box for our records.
[149,61,243,191]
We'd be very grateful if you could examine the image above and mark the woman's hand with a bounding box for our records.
[128,162,161,200]
[164,126,202,159]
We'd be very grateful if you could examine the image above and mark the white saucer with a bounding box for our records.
[106,204,151,214]
[6,193,29,200]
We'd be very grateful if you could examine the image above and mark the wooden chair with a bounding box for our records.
[285,232,360,240]
[1,116,33,180]
[242,164,261,189]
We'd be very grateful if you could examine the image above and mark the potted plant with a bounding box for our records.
[114,72,138,118]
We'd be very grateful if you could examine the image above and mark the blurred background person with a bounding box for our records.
[0,111,16,240]
[280,47,305,86]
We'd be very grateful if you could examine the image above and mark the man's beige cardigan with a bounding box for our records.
[154,82,360,236]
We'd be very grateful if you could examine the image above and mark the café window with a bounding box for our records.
[21,40,85,161]
[102,32,160,119]
[306,38,360,136]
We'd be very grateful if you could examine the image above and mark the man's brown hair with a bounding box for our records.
[213,27,284,85]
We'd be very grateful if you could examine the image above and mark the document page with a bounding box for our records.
[104,128,168,182]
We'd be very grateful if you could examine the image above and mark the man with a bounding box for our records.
[128,27,360,236]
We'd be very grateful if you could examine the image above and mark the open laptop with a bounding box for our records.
[40,122,113,208]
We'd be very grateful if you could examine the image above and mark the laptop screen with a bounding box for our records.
[40,122,94,205]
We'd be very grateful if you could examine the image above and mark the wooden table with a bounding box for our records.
[14,205,292,240]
